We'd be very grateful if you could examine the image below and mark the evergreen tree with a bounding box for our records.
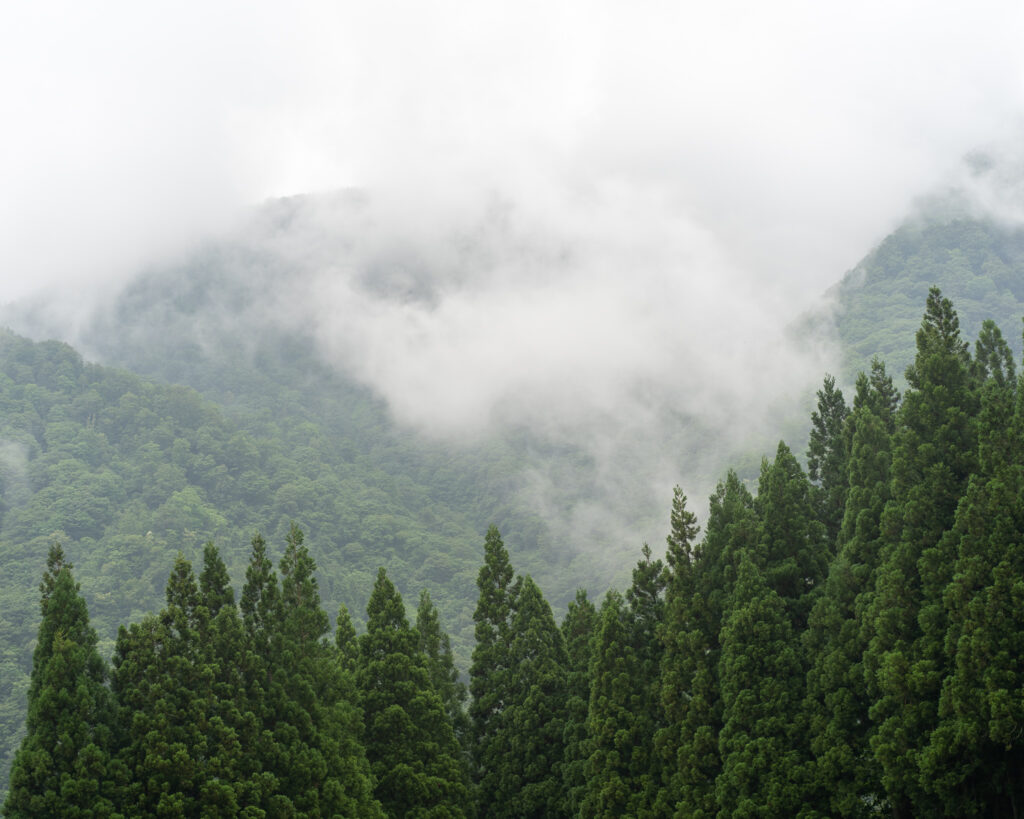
[266,524,381,817]
[756,441,828,631]
[4,548,115,818]
[656,488,702,816]
[624,544,668,816]
[807,374,851,547]
[716,551,804,818]
[802,368,894,816]
[359,568,467,818]
[469,525,521,814]
[335,602,359,672]
[581,591,635,818]
[498,576,570,818]
[668,472,758,818]
[416,590,472,783]
[113,554,209,816]
[863,288,978,815]
[920,334,1023,816]
[560,588,598,818]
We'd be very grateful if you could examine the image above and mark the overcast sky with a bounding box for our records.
[2,0,1023,305]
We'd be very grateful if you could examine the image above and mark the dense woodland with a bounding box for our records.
[7,286,1024,816]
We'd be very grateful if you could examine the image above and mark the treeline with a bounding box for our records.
[8,287,1024,816]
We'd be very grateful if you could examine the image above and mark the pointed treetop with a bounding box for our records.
[39,541,72,614]
[666,487,700,572]
[199,541,234,617]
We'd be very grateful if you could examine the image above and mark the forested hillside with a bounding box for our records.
[829,214,1024,380]
[8,287,1024,816]
[0,328,513,794]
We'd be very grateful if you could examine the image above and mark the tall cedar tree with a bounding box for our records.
[560,589,598,817]
[863,288,978,815]
[4,547,115,818]
[581,590,635,818]
[625,544,669,816]
[756,441,828,632]
[655,487,701,816]
[582,545,668,818]
[469,525,521,813]
[716,551,804,818]
[416,590,472,784]
[667,471,759,817]
[802,367,897,816]
[495,576,570,817]
[358,568,467,818]
[922,322,1023,816]
[807,374,851,548]
[265,524,381,817]
[112,554,210,816]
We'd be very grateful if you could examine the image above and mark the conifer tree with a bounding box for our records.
[335,602,359,672]
[802,368,895,816]
[359,568,467,818]
[625,544,668,815]
[756,441,828,631]
[656,488,701,815]
[581,590,635,818]
[416,590,471,760]
[4,547,115,818]
[497,575,570,817]
[469,525,521,813]
[863,288,978,815]
[716,551,804,818]
[920,333,1023,816]
[667,472,758,817]
[266,524,381,817]
[807,374,851,547]
[113,554,208,816]
[561,588,598,817]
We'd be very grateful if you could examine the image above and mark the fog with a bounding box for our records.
[3,0,1024,546]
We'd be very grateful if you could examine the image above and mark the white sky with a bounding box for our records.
[2,0,1023,304]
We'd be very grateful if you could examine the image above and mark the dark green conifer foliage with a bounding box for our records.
[716,551,804,818]
[807,374,851,547]
[267,524,382,818]
[656,488,702,816]
[802,368,895,816]
[581,590,635,819]
[560,588,597,817]
[113,554,214,816]
[359,568,467,818]
[921,342,1024,816]
[416,591,471,768]
[4,549,115,818]
[625,544,668,816]
[497,575,570,818]
[756,441,828,631]
[335,603,359,672]
[469,525,521,812]
[664,472,758,818]
[863,288,978,815]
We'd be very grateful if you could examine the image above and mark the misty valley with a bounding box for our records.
[5,203,1024,816]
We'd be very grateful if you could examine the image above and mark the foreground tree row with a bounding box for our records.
[8,287,1024,817]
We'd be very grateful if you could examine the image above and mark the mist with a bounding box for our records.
[4,0,1024,551]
